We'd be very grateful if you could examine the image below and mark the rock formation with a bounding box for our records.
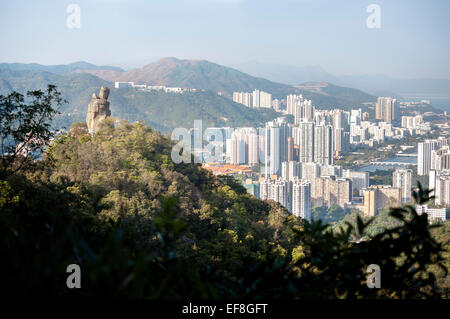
[86,86,111,133]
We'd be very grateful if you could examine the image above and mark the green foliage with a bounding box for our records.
[369,169,393,186]
[0,88,448,298]
[293,202,447,298]
[0,85,63,177]
[312,205,351,224]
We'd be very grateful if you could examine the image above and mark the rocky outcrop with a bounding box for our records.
[86,86,111,133]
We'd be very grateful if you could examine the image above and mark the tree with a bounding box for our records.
[0,85,63,178]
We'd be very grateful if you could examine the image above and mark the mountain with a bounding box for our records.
[0,61,123,75]
[0,69,279,133]
[230,61,450,111]
[75,57,296,98]
[294,82,376,108]
[231,61,344,86]
[0,60,380,132]
[0,68,111,122]
[74,57,376,108]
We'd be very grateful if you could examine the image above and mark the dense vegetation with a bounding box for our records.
[311,205,352,224]
[0,86,448,298]
[332,209,450,290]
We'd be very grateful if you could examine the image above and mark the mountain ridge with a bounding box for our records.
[0,59,381,132]
[0,68,280,133]
[70,57,376,107]
[0,61,124,75]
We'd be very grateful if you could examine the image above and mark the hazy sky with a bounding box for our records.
[0,0,449,78]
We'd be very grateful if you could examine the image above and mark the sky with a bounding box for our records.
[0,0,449,79]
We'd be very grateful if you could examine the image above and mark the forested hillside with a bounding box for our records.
[0,69,279,132]
[1,86,448,298]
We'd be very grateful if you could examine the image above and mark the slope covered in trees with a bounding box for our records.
[0,86,448,298]
[0,69,280,133]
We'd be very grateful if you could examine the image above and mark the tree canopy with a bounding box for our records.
[0,86,448,298]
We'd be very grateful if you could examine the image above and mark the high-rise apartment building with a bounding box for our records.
[298,120,315,163]
[314,125,333,165]
[335,178,352,208]
[247,133,259,165]
[333,128,348,154]
[281,161,302,182]
[226,128,262,165]
[418,141,435,175]
[287,137,294,161]
[260,178,288,208]
[292,179,312,221]
[342,170,369,196]
[376,97,399,123]
[301,162,321,182]
[312,176,351,208]
[393,169,413,203]
[431,147,450,171]
[321,165,342,177]
[287,94,302,115]
[260,91,272,108]
[433,170,450,207]
[252,89,260,108]
[265,118,290,176]
[363,185,402,217]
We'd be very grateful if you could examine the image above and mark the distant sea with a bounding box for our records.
[399,94,450,112]
[428,98,450,112]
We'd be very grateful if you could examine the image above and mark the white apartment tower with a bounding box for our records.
[252,89,260,108]
[418,141,435,175]
[393,168,413,203]
[314,125,333,165]
[298,120,315,163]
[265,118,290,176]
[292,179,312,221]
[281,161,302,182]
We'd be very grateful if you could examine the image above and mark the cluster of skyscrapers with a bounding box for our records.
[233,89,272,108]
[376,97,399,124]
[260,178,312,220]
[362,168,411,217]
[197,94,447,222]
[419,137,450,207]
[286,94,314,124]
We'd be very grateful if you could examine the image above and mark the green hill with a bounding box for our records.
[75,57,376,108]
[1,60,378,123]
[0,69,279,132]
[1,114,446,297]
[78,57,295,98]
[295,82,376,108]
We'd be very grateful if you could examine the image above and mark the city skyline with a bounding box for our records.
[1,0,448,301]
